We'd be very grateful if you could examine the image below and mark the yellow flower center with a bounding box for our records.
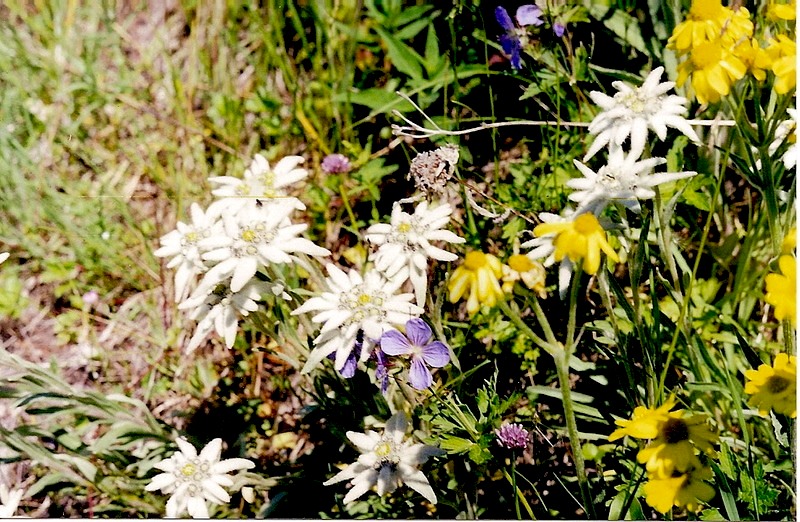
[241,229,257,242]
[181,463,197,476]
[574,213,603,235]
[464,251,489,270]
[358,293,372,305]
[374,441,392,458]
[766,375,791,393]
[662,417,690,444]
[397,222,413,234]
[691,41,722,68]
[508,254,535,273]
[185,231,199,243]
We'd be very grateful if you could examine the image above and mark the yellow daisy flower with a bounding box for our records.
[668,0,729,53]
[643,464,716,514]
[733,38,773,82]
[501,254,547,297]
[744,353,797,417]
[764,255,796,324]
[636,411,718,478]
[677,39,747,104]
[608,399,677,441]
[766,35,797,94]
[533,213,619,276]
[448,251,504,315]
[768,0,797,20]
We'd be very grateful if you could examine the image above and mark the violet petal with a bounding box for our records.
[408,357,433,389]
[380,329,412,356]
[516,4,543,26]
[494,6,515,31]
[405,318,433,347]
[421,341,450,368]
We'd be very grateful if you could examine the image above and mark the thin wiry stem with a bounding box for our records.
[390,91,737,140]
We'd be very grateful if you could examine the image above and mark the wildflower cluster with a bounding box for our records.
[609,399,718,513]
[670,0,796,103]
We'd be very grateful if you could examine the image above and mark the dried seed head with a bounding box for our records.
[408,144,459,195]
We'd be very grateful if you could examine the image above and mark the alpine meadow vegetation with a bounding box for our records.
[0,0,796,519]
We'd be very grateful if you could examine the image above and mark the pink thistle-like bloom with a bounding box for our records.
[495,423,529,450]
[321,154,352,174]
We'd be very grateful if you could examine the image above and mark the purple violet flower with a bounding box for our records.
[328,340,360,378]
[321,153,351,174]
[495,5,544,70]
[495,423,529,450]
[373,347,390,394]
[380,318,450,390]
[553,22,566,37]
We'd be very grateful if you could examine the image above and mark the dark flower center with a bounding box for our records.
[767,375,790,394]
[663,418,690,444]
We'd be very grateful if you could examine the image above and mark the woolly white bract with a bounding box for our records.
[144,437,254,519]
[292,264,423,374]
[585,66,699,161]
[209,154,308,201]
[365,200,464,307]
[569,146,696,214]
[0,484,23,517]
[323,412,444,504]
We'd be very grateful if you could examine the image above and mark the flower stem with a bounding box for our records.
[555,349,596,519]
[512,457,521,520]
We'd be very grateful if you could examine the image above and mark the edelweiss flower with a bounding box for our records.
[197,199,329,294]
[585,67,700,160]
[570,147,697,214]
[292,265,422,374]
[324,412,444,504]
[179,280,270,352]
[209,153,308,203]
[0,484,23,517]
[145,437,254,519]
[154,202,224,301]
[365,201,465,306]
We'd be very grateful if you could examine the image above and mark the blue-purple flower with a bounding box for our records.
[495,5,544,70]
[321,153,351,174]
[495,423,530,450]
[553,22,566,37]
[380,318,450,390]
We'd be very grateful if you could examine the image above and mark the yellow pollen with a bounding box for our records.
[464,251,488,270]
[181,463,197,476]
[241,229,257,242]
[185,231,198,242]
[397,222,413,233]
[374,442,392,458]
[358,293,372,305]
[508,254,535,273]
[574,213,603,235]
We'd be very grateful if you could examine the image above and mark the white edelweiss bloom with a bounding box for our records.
[145,437,254,519]
[0,483,23,517]
[365,200,465,307]
[292,265,422,374]
[197,199,330,294]
[0,253,9,265]
[154,202,225,301]
[768,108,798,170]
[324,412,444,504]
[180,279,269,352]
[585,66,700,161]
[568,146,696,214]
[209,154,308,213]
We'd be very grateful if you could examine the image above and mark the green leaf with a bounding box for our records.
[374,27,424,80]
[439,435,474,454]
[339,88,414,113]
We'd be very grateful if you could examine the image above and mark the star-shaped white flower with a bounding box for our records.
[585,66,700,161]
[145,437,254,519]
[196,199,330,294]
[568,146,696,214]
[292,265,422,374]
[365,201,465,306]
[324,412,444,504]
[0,484,23,517]
[179,279,269,352]
[154,202,225,301]
[209,154,308,213]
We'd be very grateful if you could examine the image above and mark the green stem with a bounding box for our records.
[555,350,596,519]
[498,299,558,358]
[512,457,521,520]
